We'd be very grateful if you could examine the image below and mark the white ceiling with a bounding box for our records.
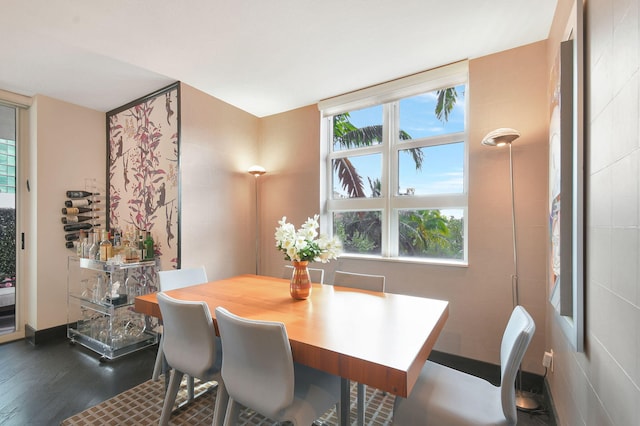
[0,0,557,117]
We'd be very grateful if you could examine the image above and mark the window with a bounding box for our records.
[319,62,468,263]
[0,137,16,194]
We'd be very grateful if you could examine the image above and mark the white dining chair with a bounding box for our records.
[393,305,536,425]
[282,264,325,284]
[157,292,228,426]
[152,266,208,402]
[332,270,386,425]
[333,270,385,292]
[215,306,340,425]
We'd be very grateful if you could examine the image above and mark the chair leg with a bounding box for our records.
[152,334,164,381]
[357,383,365,426]
[159,369,184,426]
[223,398,241,426]
[187,375,195,402]
[211,380,229,426]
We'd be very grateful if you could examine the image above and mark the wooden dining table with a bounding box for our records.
[134,274,449,425]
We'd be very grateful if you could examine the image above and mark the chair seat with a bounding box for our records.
[393,361,507,426]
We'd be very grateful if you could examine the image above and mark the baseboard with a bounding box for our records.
[25,323,68,346]
[543,377,560,424]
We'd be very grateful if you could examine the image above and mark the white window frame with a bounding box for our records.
[319,61,469,265]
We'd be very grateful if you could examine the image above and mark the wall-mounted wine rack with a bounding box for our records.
[63,179,105,250]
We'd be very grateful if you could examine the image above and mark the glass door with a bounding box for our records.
[0,104,16,335]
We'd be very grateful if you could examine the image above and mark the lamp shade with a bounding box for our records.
[247,164,266,177]
[481,128,520,147]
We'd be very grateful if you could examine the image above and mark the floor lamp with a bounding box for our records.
[481,128,539,411]
[248,165,266,275]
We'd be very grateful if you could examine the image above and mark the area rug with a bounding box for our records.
[61,377,395,425]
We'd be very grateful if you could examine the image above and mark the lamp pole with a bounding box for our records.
[481,128,539,411]
[248,165,266,275]
[509,142,519,309]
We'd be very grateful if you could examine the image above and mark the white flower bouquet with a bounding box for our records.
[274,215,342,262]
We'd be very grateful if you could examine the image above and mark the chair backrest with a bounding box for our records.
[282,265,325,284]
[333,270,385,292]
[215,307,295,418]
[499,305,536,424]
[157,292,218,378]
[158,266,207,291]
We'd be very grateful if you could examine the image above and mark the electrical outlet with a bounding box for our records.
[543,349,554,372]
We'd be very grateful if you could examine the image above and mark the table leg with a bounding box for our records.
[340,378,350,426]
[356,383,364,426]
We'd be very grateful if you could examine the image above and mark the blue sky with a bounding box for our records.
[333,85,466,199]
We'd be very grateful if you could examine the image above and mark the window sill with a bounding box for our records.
[337,253,468,268]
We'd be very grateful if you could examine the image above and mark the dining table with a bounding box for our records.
[134,274,449,425]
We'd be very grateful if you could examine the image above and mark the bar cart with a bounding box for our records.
[67,256,158,362]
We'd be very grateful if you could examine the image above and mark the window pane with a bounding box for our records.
[7,156,15,166]
[332,153,382,199]
[0,145,7,154]
[398,142,463,195]
[398,209,464,259]
[7,145,15,155]
[333,105,383,152]
[334,211,382,255]
[398,85,465,140]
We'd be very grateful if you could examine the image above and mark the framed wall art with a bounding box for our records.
[548,0,584,352]
[107,82,180,270]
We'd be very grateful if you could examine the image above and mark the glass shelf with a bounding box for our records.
[67,256,158,361]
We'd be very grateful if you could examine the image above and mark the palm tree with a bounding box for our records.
[399,210,451,257]
[332,87,458,198]
[435,88,458,123]
[332,114,417,198]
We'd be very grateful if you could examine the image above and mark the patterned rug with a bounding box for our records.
[61,377,395,425]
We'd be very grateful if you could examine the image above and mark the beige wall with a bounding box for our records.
[258,105,322,277]
[258,42,550,375]
[544,0,640,425]
[179,83,259,279]
[28,95,105,330]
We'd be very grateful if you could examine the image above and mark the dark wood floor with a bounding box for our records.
[0,337,157,425]
[0,335,556,425]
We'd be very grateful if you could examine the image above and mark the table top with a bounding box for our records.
[135,274,449,397]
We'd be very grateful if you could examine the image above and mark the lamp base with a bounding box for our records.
[516,389,540,411]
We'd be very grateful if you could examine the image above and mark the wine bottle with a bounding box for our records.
[65,232,81,242]
[76,237,83,256]
[61,215,99,224]
[138,231,145,259]
[62,206,100,215]
[78,230,88,258]
[63,222,100,232]
[64,199,101,208]
[82,231,91,258]
[65,241,75,249]
[88,230,100,260]
[99,229,113,261]
[66,190,100,198]
[144,231,154,260]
